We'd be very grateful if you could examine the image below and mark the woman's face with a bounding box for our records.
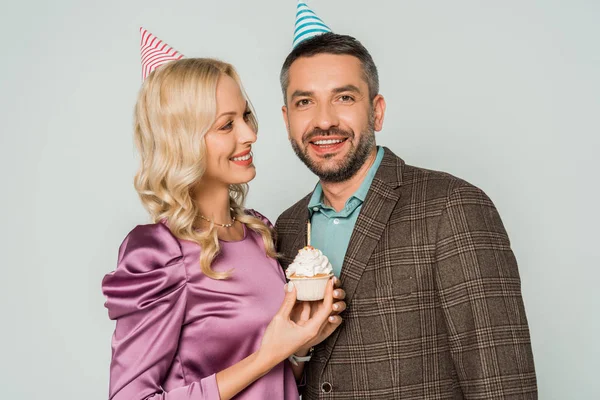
[202,74,257,187]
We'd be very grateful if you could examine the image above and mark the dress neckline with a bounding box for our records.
[218,223,248,244]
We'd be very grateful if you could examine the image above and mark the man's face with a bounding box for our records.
[282,53,385,183]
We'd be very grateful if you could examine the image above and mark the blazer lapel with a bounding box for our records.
[317,147,405,376]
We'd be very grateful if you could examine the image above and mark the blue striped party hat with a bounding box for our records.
[293,1,332,49]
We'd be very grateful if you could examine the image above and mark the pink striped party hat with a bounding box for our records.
[139,27,184,81]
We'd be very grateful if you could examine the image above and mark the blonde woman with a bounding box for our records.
[101,58,345,400]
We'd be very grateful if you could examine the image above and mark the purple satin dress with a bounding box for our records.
[102,210,298,400]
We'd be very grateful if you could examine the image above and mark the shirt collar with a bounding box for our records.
[353,146,384,202]
[307,146,385,214]
[307,181,324,211]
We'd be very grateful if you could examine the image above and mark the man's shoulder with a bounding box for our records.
[405,162,468,184]
[380,147,481,196]
[401,162,483,197]
[398,161,498,219]
[274,192,312,258]
[276,192,312,223]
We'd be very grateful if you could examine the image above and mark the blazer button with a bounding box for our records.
[321,382,332,393]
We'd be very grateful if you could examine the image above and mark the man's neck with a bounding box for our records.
[320,148,378,212]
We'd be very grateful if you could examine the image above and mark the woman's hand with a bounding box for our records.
[290,277,346,355]
[258,279,342,364]
[215,280,343,399]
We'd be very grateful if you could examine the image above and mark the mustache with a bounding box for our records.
[303,127,354,143]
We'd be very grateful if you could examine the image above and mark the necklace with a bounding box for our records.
[198,214,236,228]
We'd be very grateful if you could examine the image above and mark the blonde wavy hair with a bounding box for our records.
[133,58,277,279]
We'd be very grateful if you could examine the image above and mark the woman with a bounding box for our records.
[101,57,345,399]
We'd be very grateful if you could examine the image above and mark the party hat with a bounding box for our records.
[139,27,184,80]
[293,1,332,49]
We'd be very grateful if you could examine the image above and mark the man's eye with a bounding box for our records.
[296,99,311,107]
[340,95,354,102]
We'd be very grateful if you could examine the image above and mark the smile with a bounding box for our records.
[312,139,345,145]
[308,137,348,155]
[231,152,252,161]
[230,149,254,166]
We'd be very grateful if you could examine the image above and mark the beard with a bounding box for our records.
[289,112,376,183]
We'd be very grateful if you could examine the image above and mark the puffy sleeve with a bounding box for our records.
[244,208,274,229]
[102,223,220,400]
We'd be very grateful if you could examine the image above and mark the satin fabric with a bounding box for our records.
[102,210,298,400]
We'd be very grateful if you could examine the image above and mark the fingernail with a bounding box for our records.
[329,316,336,322]
[333,276,338,285]
[333,304,339,310]
[287,281,295,292]
[334,290,340,297]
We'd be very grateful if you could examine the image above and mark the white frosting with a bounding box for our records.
[286,246,333,278]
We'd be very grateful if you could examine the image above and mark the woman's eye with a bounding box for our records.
[220,121,233,130]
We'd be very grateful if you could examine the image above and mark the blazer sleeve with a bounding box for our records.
[434,185,537,399]
[101,223,220,400]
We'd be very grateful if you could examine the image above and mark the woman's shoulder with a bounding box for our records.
[244,208,274,229]
[116,222,183,270]
[102,222,186,320]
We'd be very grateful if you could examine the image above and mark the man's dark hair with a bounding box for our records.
[279,33,379,104]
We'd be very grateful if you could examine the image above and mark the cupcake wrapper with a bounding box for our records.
[290,274,333,301]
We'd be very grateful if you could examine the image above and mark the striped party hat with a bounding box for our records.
[140,27,184,81]
[293,1,332,49]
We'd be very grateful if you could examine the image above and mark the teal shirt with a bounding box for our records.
[308,147,385,277]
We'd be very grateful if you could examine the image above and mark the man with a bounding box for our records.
[274,32,537,399]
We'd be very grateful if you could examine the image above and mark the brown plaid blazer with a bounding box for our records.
[274,147,537,399]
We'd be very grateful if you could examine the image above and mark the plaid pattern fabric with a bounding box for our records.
[275,147,537,399]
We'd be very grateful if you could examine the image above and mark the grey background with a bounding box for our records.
[1,0,598,398]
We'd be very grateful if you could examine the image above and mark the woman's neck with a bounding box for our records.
[193,180,244,241]
[194,181,233,225]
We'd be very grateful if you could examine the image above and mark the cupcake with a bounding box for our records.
[286,246,334,301]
